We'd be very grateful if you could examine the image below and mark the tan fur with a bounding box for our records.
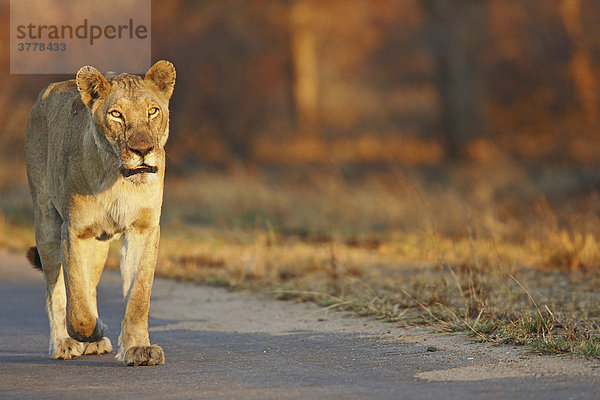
[25,61,176,366]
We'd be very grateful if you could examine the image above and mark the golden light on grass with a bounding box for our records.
[2,162,599,356]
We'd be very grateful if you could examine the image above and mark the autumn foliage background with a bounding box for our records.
[2,0,600,170]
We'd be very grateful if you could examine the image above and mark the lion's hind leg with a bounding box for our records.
[36,243,86,360]
[35,239,86,360]
[31,202,76,359]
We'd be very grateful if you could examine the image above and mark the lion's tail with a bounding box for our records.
[26,247,43,271]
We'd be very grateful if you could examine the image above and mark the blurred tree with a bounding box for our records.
[152,0,291,169]
[290,0,319,136]
[559,0,599,128]
[423,0,487,160]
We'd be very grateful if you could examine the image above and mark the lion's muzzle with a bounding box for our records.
[120,133,160,178]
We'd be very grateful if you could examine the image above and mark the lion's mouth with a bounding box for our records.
[120,164,158,177]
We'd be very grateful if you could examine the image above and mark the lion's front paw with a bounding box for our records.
[83,337,113,355]
[123,345,165,366]
[51,338,85,360]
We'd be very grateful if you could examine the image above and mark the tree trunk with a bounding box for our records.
[424,0,485,161]
[559,0,599,128]
[290,0,319,136]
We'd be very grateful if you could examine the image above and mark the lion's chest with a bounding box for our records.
[71,180,162,242]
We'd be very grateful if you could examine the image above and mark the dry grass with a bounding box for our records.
[2,161,600,356]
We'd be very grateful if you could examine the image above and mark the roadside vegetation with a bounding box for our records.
[2,163,600,357]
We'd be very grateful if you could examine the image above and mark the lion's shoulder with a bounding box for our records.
[40,80,78,100]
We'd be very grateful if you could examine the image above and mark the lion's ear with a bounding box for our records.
[76,66,110,107]
[145,60,176,100]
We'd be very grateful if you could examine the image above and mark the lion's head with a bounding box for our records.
[76,60,176,184]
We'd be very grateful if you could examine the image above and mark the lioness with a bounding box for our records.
[25,60,175,366]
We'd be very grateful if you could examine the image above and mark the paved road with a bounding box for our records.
[1,250,599,399]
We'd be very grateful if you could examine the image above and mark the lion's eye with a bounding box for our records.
[148,107,159,118]
[109,110,122,119]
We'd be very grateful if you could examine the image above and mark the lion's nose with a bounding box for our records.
[128,137,154,157]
